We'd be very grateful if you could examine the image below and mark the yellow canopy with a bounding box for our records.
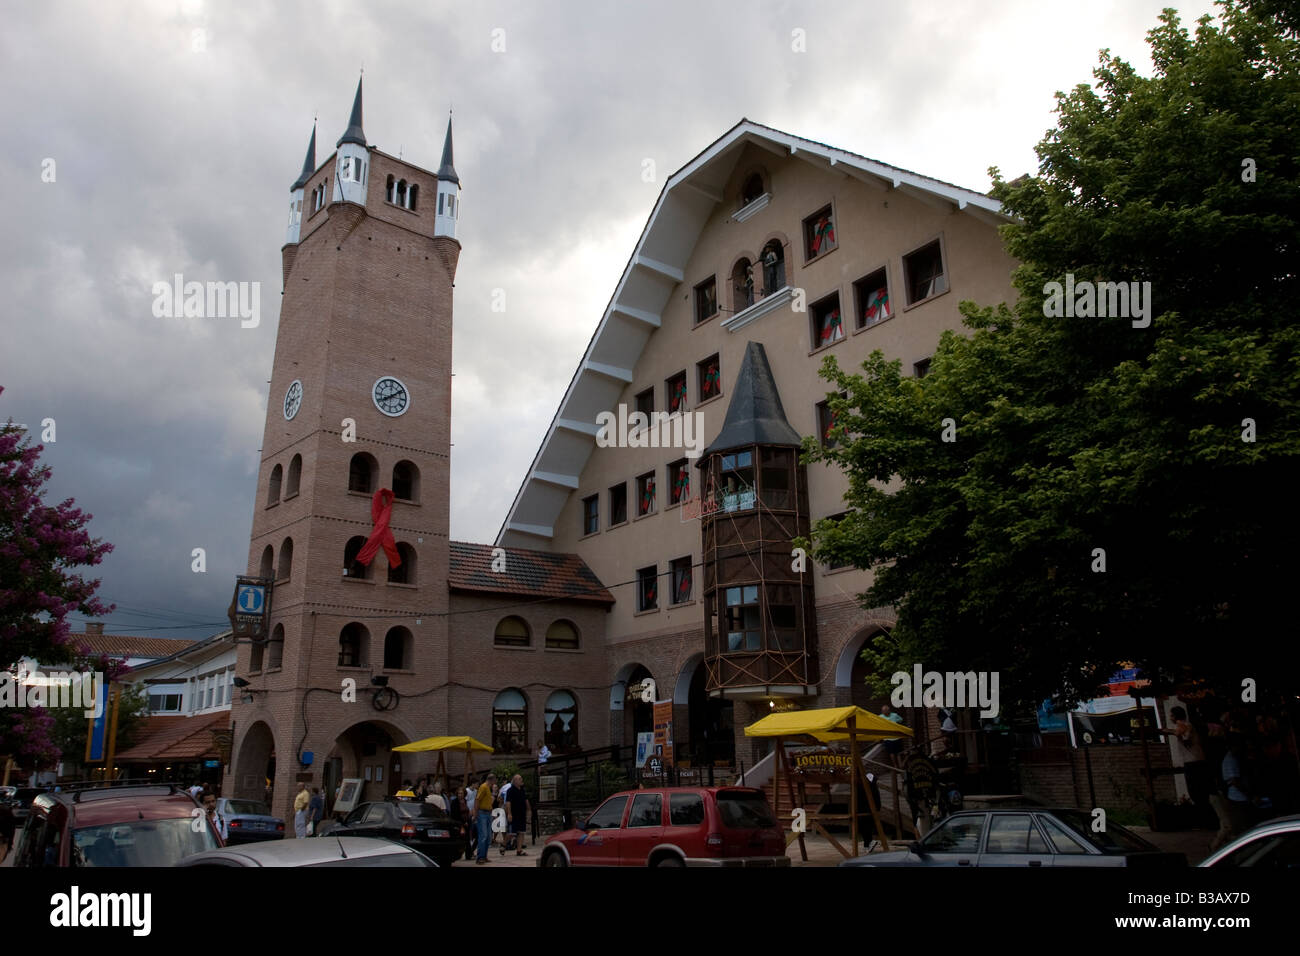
[744,705,915,743]
[392,735,494,754]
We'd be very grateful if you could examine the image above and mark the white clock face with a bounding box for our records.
[373,377,409,417]
[283,380,303,420]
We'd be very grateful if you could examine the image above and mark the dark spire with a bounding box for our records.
[701,342,802,460]
[437,114,459,185]
[290,123,316,192]
[337,76,366,148]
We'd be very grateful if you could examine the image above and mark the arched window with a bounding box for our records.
[742,173,764,205]
[761,240,786,295]
[285,455,302,497]
[268,623,285,669]
[338,622,369,667]
[386,174,396,204]
[395,180,408,207]
[258,545,274,580]
[408,184,419,211]
[348,452,377,493]
[493,616,530,647]
[249,639,264,672]
[392,460,419,501]
[387,542,416,585]
[545,619,579,650]
[277,538,293,581]
[544,690,579,753]
[731,258,754,312]
[383,626,413,670]
[267,464,282,505]
[343,536,369,579]
[492,689,528,754]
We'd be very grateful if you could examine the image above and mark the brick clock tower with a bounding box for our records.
[228,77,462,819]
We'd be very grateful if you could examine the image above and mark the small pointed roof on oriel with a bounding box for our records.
[437,114,459,185]
[701,341,803,460]
[290,123,316,191]
[337,76,366,148]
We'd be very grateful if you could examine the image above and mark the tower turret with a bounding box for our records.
[285,124,315,246]
[334,77,369,206]
[434,115,460,239]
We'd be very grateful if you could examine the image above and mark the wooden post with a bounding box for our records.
[891,766,902,838]
[778,740,807,862]
[848,715,859,857]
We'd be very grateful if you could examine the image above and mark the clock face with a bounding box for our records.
[373,377,409,417]
[283,380,303,420]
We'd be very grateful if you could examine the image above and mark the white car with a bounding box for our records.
[1199,814,1300,868]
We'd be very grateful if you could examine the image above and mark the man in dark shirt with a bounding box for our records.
[504,774,531,856]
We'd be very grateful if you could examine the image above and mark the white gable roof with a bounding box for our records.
[496,119,1009,547]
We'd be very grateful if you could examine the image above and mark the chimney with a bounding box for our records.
[85,622,105,637]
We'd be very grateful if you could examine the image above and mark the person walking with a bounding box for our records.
[293,782,312,839]
[474,772,497,864]
[308,787,324,836]
[504,774,531,856]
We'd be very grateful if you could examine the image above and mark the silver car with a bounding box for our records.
[176,835,439,867]
[1199,814,1300,868]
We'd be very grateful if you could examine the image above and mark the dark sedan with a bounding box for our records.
[318,799,460,867]
[840,808,1186,868]
[217,798,285,843]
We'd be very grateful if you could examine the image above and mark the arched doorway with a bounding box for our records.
[326,720,409,807]
[233,721,276,804]
[687,660,734,765]
[620,664,655,747]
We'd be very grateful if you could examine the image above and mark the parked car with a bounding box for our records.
[4,787,46,824]
[540,785,789,867]
[8,783,222,867]
[839,808,1186,868]
[177,835,438,867]
[217,797,285,843]
[316,799,460,867]
[1200,814,1300,868]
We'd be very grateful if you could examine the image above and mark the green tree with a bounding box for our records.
[802,3,1300,710]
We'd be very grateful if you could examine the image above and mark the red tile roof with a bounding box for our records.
[72,634,199,660]
[113,711,231,763]
[448,542,614,605]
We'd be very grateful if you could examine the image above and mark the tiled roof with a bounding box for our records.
[448,542,614,605]
[73,634,200,660]
[114,711,231,763]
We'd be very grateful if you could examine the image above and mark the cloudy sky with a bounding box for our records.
[1,0,1216,640]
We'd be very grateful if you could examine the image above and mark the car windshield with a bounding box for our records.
[716,792,775,829]
[394,802,447,820]
[224,800,271,816]
[1051,810,1154,853]
[74,818,219,867]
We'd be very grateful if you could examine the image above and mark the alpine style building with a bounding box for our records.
[228,86,1021,815]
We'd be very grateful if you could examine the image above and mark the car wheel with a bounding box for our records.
[542,850,568,867]
[654,855,685,867]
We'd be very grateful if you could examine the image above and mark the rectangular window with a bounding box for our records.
[904,239,947,305]
[824,512,852,569]
[854,267,892,329]
[767,583,801,651]
[816,392,847,448]
[811,292,844,347]
[635,387,654,419]
[804,204,836,259]
[719,451,755,513]
[668,459,690,505]
[438,194,445,215]
[666,370,688,414]
[205,687,214,709]
[724,585,761,651]
[914,358,932,378]
[636,471,656,516]
[697,354,721,402]
[694,276,718,324]
[759,447,793,510]
[609,483,628,526]
[582,494,599,536]
[670,556,693,604]
[637,565,659,612]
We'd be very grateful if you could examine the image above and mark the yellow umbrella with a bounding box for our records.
[744,705,914,743]
[392,735,494,753]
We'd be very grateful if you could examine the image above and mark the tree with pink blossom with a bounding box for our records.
[1,385,117,770]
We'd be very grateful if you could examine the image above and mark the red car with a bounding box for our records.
[540,786,789,867]
[8,783,222,867]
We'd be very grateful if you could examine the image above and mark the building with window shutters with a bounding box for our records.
[228,96,1023,821]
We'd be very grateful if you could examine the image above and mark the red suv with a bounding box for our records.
[540,786,789,867]
[8,783,222,867]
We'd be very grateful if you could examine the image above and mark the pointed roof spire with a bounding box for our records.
[701,342,802,460]
[337,76,366,148]
[437,113,459,185]
[291,123,317,191]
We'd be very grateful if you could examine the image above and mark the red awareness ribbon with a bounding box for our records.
[357,488,401,568]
